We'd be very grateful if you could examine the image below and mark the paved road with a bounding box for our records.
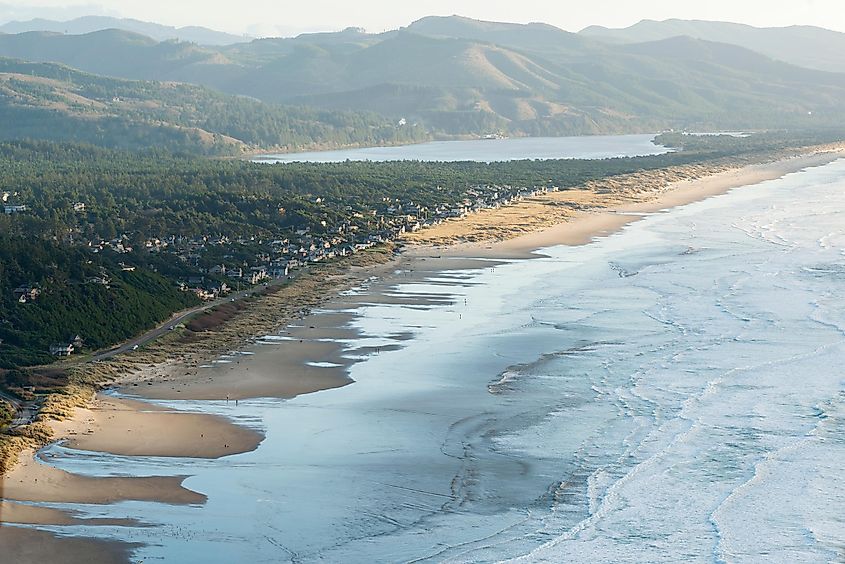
[90,275,291,362]
[0,388,36,429]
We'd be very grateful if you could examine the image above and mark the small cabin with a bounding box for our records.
[50,343,75,357]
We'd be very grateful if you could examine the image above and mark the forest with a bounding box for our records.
[0,129,842,371]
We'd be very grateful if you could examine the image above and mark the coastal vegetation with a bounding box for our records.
[0,130,842,375]
[0,137,843,556]
[3,11,845,561]
[0,130,841,477]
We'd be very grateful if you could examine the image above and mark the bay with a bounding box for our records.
[254,134,669,163]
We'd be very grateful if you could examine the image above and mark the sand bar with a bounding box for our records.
[0,501,143,527]
[2,449,205,505]
[0,527,138,564]
[51,395,263,458]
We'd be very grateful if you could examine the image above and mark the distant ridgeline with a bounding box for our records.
[1,16,845,148]
[0,58,429,155]
[0,131,843,372]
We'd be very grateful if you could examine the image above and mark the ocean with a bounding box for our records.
[17,157,845,562]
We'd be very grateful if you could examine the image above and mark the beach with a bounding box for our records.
[3,142,845,561]
[405,146,845,256]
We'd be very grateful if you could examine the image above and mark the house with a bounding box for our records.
[13,286,40,303]
[4,205,27,214]
[86,276,111,286]
[269,266,288,279]
[73,202,86,212]
[248,267,270,284]
[50,343,75,356]
[193,288,215,301]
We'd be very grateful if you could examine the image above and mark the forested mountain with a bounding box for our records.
[0,58,427,154]
[580,19,845,74]
[0,16,843,138]
[0,15,249,45]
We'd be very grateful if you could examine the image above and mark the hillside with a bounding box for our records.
[1,16,845,138]
[580,19,845,74]
[0,29,219,80]
[0,58,428,154]
[0,15,250,45]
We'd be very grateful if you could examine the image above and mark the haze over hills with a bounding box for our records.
[580,19,845,74]
[0,58,426,154]
[0,15,250,45]
[1,14,844,149]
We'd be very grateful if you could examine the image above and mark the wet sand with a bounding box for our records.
[4,145,843,562]
[51,395,264,458]
[0,527,138,564]
[0,501,143,527]
[112,148,845,406]
[501,151,845,255]
[127,268,465,402]
[3,449,206,505]
[134,338,354,401]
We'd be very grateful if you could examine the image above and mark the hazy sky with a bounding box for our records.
[1,0,843,37]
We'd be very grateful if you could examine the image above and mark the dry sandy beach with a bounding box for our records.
[2,143,843,562]
[406,148,845,257]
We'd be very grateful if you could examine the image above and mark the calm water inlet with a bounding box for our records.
[254,134,669,163]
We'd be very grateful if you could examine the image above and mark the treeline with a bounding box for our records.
[0,140,711,242]
[3,132,842,243]
[0,234,197,368]
[653,129,845,153]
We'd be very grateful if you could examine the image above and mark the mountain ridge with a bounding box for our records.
[580,18,845,73]
[0,15,844,141]
[0,15,250,45]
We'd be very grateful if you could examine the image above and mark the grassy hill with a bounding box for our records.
[580,19,845,74]
[0,58,428,154]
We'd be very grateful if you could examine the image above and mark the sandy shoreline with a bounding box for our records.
[2,448,205,505]
[502,150,845,255]
[2,143,843,561]
[406,146,845,258]
[95,143,844,445]
[51,395,263,458]
[0,527,138,564]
